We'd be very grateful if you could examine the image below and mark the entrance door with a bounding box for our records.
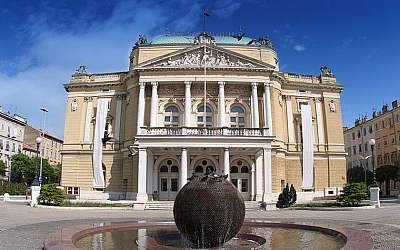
[158,159,179,201]
[230,160,251,200]
[159,177,178,200]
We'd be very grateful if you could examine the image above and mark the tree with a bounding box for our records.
[276,183,297,208]
[42,161,61,184]
[336,182,368,206]
[37,183,66,206]
[375,165,400,196]
[347,166,373,185]
[0,160,6,177]
[11,153,35,183]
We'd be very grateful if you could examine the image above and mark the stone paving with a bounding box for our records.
[1,200,400,249]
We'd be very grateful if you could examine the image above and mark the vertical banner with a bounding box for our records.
[93,98,111,187]
[301,104,314,188]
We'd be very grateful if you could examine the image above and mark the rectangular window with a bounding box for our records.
[382,120,386,128]
[369,125,373,134]
[384,136,388,146]
[347,147,351,156]
[241,179,248,192]
[364,143,368,153]
[353,146,356,154]
[67,187,79,195]
[363,128,367,136]
[352,133,355,140]
[230,117,236,122]
[358,144,362,154]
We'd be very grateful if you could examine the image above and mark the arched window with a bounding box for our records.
[195,166,204,173]
[197,105,212,127]
[230,166,239,173]
[241,166,249,173]
[230,106,245,128]
[171,165,179,172]
[160,165,168,172]
[164,106,180,127]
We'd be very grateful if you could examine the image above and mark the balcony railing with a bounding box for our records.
[141,127,269,136]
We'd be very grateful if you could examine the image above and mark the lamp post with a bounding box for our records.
[368,139,378,187]
[39,107,48,185]
[32,137,42,186]
[368,138,380,207]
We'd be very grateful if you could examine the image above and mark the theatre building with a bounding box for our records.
[61,32,346,203]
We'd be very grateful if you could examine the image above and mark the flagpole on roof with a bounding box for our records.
[203,9,209,33]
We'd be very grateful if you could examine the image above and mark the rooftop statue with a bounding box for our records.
[247,35,274,49]
[320,65,333,76]
[133,34,148,49]
[74,65,87,75]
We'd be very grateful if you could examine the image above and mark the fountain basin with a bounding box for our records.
[43,220,374,249]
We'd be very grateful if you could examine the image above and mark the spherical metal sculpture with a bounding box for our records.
[173,173,245,248]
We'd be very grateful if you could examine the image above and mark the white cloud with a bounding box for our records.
[293,45,305,52]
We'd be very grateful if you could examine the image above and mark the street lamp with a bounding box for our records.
[32,137,42,186]
[368,139,378,187]
[39,107,48,185]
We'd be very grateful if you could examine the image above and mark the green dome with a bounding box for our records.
[150,34,254,46]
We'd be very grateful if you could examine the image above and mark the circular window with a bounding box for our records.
[167,160,173,165]
[202,160,208,165]
[237,160,242,166]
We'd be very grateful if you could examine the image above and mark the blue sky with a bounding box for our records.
[1,0,399,139]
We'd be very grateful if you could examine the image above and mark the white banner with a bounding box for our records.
[92,98,110,187]
[301,104,314,189]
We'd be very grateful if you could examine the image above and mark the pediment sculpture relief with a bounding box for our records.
[155,48,255,68]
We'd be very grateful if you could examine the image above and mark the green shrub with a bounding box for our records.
[0,182,27,195]
[336,182,368,206]
[37,184,66,206]
[276,183,297,208]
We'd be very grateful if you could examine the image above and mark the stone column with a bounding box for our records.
[285,95,295,143]
[152,161,158,200]
[147,153,154,199]
[263,147,272,201]
[136,147,148,202]
[150,82,158,127]
[264,81,273,136]
[251,160,256,200]
[314,97,325,146]
[251,82,259,128]
[180,147,188,189]
[218,81,225,127]
[255,152,263,200]
[114,95,123,141]
[184,81,191,126]
[137,82,146,135]
[223,147,230,180]
[84,96,93,142]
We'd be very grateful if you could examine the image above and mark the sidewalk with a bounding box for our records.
[1,201,400,249]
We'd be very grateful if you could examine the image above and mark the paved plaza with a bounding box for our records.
[1,200,400,249]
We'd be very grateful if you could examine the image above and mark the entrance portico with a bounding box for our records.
[135,127,274,202]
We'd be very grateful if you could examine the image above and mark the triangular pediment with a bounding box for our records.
[134,44,275,71]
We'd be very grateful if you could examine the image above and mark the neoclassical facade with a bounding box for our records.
[61,32,346,202]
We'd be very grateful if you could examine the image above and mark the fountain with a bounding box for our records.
[43,172,374,249]
[173,172,245,248]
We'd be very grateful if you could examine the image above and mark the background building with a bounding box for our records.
[61,32,346,203]
[24,125,63,166]
[344,100,400,196]
[0,107,26,180]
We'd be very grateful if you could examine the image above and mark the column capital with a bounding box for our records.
[138,82,146,88]
[151,81,158,88]
[283,95,292,101]
[251,82,258,88]
[314,97,323,103]
[184,81,192,87]
[263,81,271,88]
[218,81,225,87]
[84,96,93,102]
